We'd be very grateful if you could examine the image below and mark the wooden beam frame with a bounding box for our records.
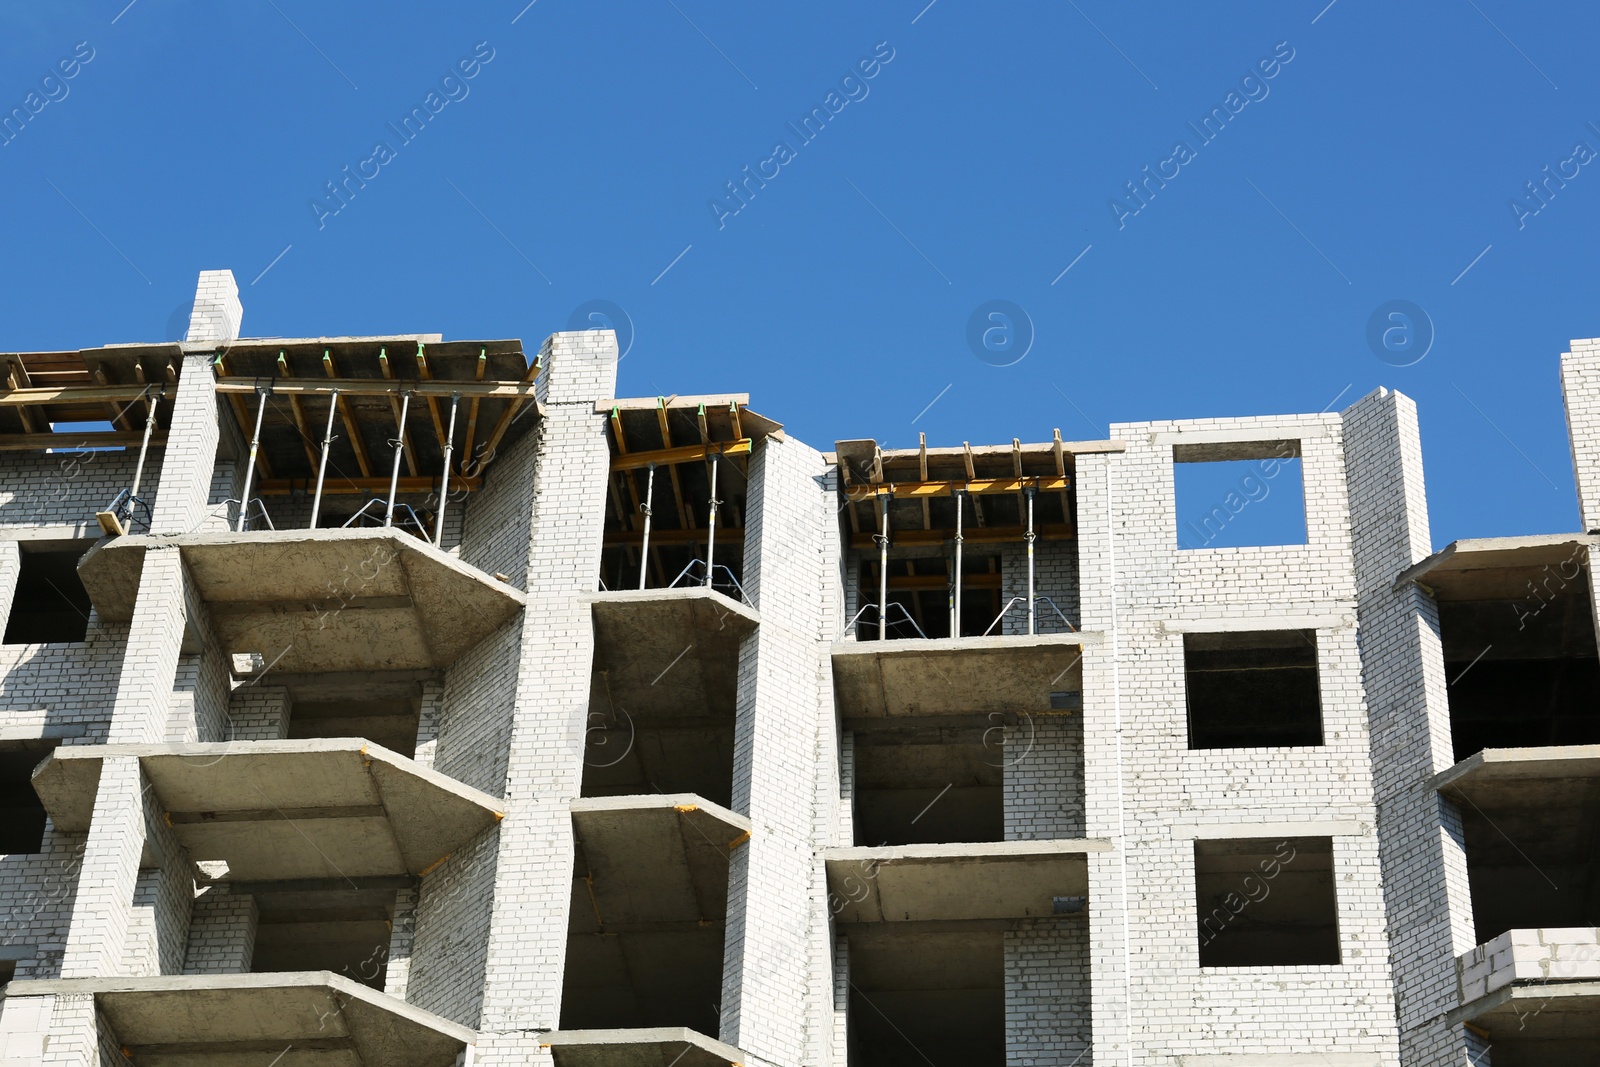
[859,476,1069,499]
[322,352,372,478]
[850,523,1073,549]
[609,438,752,472]
[377,348,418,476]
[214,377,535,401]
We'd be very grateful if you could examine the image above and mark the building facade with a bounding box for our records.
[0,270,1596,1066]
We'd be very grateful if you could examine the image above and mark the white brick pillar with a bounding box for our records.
[58,756,146,980]
[1561,342,1600,531]
[0,540,20,637]
[147,352,221,536]
[471,330,616,1058]
[1343,388,1476,1066]
[107,548,190,746]
[184,269,243,345]
[721,436,835,1065]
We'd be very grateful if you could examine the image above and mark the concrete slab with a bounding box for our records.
[1434,745,1600,796]
[1395,533,1596,599]
[1449,978,1600,1042]
[824,839,1110,922]
[830,633,1092,718]
[32,739,502,881]
[77,528,525,674]
[3,971,473,1067]
[1431,746,1600,865]
[542,1026,745,1067]
[570,794,749,928]
[587,589,758,721]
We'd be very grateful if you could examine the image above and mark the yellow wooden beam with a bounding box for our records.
[610,438,752,472]
[863,476,1069,499]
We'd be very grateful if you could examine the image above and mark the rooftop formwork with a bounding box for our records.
[0,270,1595,1065]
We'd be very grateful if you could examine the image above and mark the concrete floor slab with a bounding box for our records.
[587,589,758,721]
[32,739,502,881]
[3,971,473,1067]
[1432,744,1600,857]
[77,528,525,674]
[824,839,1110,922]
[542,1026,745,1067]
[1395,533,1597,599]
[830,633,1092,718]
[570,793,749,928]
[1450,979,1600,1050]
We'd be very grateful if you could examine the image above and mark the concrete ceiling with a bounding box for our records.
[32,739,502,881]
[587,589,758,722]
[831,634,1090,718]
[570,794,749,929]
[1455,979,1600,1051]
[3,971,472,1067]
[542,1026,744,1067]
[824,840,1108,922]
[1433,745,1600,861]
[77,529,525,675]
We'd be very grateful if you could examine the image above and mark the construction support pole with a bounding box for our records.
[309,389,339,529]
[704,453,720,588]
[128,389,159,503]
[638,462,656,590]
[953,488,965,638]
[878,498,890,641]
[433,392,461,545]
[384,391,411,528]
[236,385,268,532]
[1025,486,1037,636]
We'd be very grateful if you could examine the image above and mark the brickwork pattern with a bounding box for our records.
[1005,919,1091,1066]
[149,354,220,536]
[0,451,159,532]
[181,887,256,973]
[1561,341,1600,531]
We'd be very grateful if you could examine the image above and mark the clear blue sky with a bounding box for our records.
[2,1,1595,548]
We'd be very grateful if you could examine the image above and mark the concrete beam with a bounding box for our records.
[824,839,1110,922]
[2,971,474,1066]
[78,529,525,674]
[571,794,749,929]
[1449,977,1600,1040]
[542,1026,746,1067]
[588,589,758,722]
[32,739,502,881]
[830,633,1092,718]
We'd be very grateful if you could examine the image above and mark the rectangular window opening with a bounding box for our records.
[250,886,397,989]
[851,725,1004,845]
[0,742,53,854]
[1174,440,1306,550]
[848,928,1003,1066]
[4,545,93,644]
[1195,836,1339,967]
[1184,630,1323,749]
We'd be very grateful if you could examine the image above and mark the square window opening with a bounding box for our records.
[1195,836,1339,967]
[1184,630,1323,749]
[4,545,93,644]
[851,725,1004,845]
[1174,441,1306,550]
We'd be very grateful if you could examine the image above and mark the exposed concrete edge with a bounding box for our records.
[541,1026,745,1063]
[584,586,759,629]
[829,631,1096,658]
[823,839,1112,864]
[1150,421,1335,447]
[1446,978,1600,1026]
[1431,744,1600,793]
[1175,1057,1384,1066]
[1174,819,1368,840]
[1393,532,1598,591]
[4,970,477,1043]
[1161,613,1355,634]
[571,792,752,835]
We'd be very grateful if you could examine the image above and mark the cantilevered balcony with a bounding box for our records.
[0,971,473,1067]
[31,739,502,881]
[77,527,525,675]
[542,1026,746,1067]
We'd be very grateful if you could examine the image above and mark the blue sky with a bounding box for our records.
[1,1,1595,548]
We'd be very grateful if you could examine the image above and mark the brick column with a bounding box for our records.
[1561,342,1600,531]
[720,435,835,1066]
[470,331,616,1062]
[0,540,19,638]
[1343,388,1476,1067]
[147,352,221,536]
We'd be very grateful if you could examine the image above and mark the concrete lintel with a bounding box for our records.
[571,793,748,929]
[77,528,525,674]
[32,739,502,881]
[1175,1057,1385,1066]
[1161,612,1355,634]
[830,633,1092,719]
[1393,532,1596,596]
[542,1026,745,1067]
[1447,978,1600,1036]
[823,839,1109,922]
[3,971,473,1066]
[1174,819,1367,840]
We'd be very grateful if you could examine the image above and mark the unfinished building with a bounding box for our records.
[0,269,1595,1066]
